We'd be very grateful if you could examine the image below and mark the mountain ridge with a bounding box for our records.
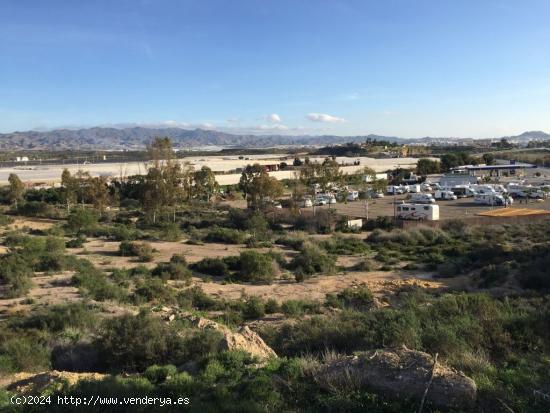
[0,127,548,151]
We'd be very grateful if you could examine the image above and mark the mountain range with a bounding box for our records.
[0,127,548,151]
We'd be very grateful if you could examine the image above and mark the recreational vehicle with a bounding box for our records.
[347,190,359,201]
[396,203,439,221]
[474,194,512,206]
[434,190,457,200]
[410,193,436,204]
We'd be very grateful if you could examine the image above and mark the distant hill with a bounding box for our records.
[501,131,550,143]
[0,127,548,151]
[0,127,403,150]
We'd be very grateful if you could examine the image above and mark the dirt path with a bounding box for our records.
[0,272,79,319]
[197,270,456,303]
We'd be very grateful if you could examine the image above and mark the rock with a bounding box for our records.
[186,316,277,361]
[315,347,476,410]
[7,371,106,395]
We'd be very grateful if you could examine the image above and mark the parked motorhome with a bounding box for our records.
[322,194,337,204]
[396,203,439,221]
[474,193,512,206]
[408,184,421,193]
[387,185,404,195]
[434,190,457,200]
[507,184,546,199]
[451,185,475,198]
[410,193,436,204]
[347,190,359,201]
[301,198,313,208]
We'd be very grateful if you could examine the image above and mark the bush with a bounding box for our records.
[0,336,50,373]
[132,278,176,304]
[243,296,266,319]
[320,236,369,255]
[151,261,191,281]
[67,209,99,233]
[290,243,336,280]
[118,241,154,262]
[144,364,178,384]
[0,254,33,298]
[157,222,182,242]
[98,313,187,372]
[325,287,374,310]
[192,257,229,277]
[72,264,126,302]
[265,298,280,314]
[66,235,86,248]
[204,227,248,244]
[237,251,276,283]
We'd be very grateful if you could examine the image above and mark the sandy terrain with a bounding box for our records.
[197,270,455,303]
[7,217,59,231]
[0,155,426,185]
[0,272,79,319]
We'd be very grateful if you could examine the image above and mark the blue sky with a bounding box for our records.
[1,0,549,137]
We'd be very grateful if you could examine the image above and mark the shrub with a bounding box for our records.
[132,278,176,304]
[320,236,369,255]
[98,313,187,372]
[352,258,375,272]
[290,243,336,280]
[118,241,154,262]
[265,298,280,314]
[363,216,395,231]
[67,209,99,233]
[275,234,306,250]
[204,227,248,244]
[243,296,266,319]
[0,336,50,373]
[66,235,86,248]
[237,251,276,283]
[158,222,182,242]
[151,261,191,281]
[326,287,374,311]
[144,364,178,384]
[192,257,229,277]
[0,254,33,298]
[72,264,126,302]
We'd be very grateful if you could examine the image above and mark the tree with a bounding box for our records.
[61,169,78,213]
[8,174,25,208]
[416,158,441,175]
[482,153,496,165]
[141,137,190,222]
[88,176,111,213]
[192,166,219,202]
[239,164,284,209]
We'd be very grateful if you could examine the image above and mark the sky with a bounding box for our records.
[1,0,549,138]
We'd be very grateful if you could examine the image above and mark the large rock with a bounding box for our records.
[316,347,476,410]
[187,316,277,361]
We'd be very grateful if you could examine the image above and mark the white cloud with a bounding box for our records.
[266,113,282,123]
[306,113,346,123]
[258,123,288,131]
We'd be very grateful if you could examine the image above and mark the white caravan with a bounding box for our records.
[347,190,359,201]
[434,190,457,200]
[474,193,513,206]
[396,203,440,221]
[410,193,436,204]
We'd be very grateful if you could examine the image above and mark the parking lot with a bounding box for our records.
[311,193,550,221]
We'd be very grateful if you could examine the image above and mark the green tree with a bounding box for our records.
[239,164,283,209]
[61,169,78,213]
[482,153,496,165]
[416,158,441,175]
[193,166,219,202]
[7,173,25,208]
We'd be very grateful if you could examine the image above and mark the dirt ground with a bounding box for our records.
[197,270,465,303]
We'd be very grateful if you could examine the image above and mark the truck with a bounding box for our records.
[410,193,436,204]
[396,203,440,221]
[434,190,457,200]
[474,193,513,206]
